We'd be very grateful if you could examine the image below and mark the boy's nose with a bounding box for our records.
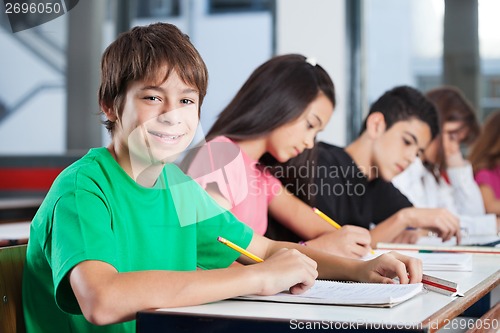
[158,108,182,125]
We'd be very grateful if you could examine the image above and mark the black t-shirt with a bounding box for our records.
[312,142,413,229]
[266,142,413,241]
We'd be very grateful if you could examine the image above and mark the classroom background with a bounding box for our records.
[0,0,499,206]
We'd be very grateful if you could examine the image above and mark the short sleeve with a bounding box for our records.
[187,138,248,207]
[51,191,117,314]
[371,180,413,223]
[475,169,493,187]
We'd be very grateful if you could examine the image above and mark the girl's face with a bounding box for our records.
[266,92,333,163]
[423,121,468,164]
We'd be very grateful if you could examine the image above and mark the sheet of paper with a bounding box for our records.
[236,280,423,307]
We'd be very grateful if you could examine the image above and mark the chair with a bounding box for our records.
[0,244,27,333]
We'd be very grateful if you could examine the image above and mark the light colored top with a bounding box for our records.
[393,158,496,235]
[23,147,253,333]
[187,136,282,235]
[475,166,500,199]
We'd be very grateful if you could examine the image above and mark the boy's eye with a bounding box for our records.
[144,96,161,102]
[181,98,194,105]
[306,121,314,129]
[403,138,411,146]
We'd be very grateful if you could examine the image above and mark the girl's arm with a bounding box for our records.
[446,163,486,215]
[248,233,422,286]
[479,184,500,215]
[268,185,372,257]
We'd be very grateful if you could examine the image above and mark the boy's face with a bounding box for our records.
[372,118,431,181]
[114,69,199,168]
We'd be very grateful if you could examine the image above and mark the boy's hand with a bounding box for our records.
[356,251,422,284]
[404,207,461,243]
[305,226,372,258]
[392,229,421,244]
[254,248,318,296]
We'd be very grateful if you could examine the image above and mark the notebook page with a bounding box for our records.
[236,281,423,307]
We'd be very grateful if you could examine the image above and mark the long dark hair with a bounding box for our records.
[206,54,335,143]
[181,54,335,175]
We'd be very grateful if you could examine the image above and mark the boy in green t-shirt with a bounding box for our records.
[23,23,423,333]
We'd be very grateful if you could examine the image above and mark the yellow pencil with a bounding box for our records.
[312,207,375,254]
[217,236,264,263]
[313,207,342,229]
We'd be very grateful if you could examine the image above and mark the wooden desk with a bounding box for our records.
[137,255,500,333]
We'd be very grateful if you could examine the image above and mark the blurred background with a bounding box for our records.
[0,0,499,209]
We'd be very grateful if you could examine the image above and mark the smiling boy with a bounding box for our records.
[22,25,422,333]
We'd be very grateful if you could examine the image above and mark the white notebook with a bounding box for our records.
[236,281,423,308]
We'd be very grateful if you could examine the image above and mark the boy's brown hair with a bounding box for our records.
[98,22,208,133]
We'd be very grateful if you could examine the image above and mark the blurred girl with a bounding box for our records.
[469,110,500,216]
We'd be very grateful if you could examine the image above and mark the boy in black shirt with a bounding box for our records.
[270,86,461,247]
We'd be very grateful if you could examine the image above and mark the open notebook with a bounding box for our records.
[236,280,423,308]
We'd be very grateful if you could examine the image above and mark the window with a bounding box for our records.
[209,0,272,14]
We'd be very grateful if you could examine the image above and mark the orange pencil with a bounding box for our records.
[217,236,264,263]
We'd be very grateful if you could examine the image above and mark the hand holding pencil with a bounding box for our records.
[217,236,319,295]
[311,207,375,256]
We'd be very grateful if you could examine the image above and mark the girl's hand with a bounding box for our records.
[442,122,467,167]
[253,248,318,296]
[305,226,372,258]
[355,251,422,284]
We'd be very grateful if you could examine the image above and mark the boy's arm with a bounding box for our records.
[369,207,461,246]
[70,233,422,326]
[69,247,318,326]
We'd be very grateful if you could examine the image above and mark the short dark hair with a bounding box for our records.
[206,54,335,141]
[98,22,208,134]
[360,85,439,139]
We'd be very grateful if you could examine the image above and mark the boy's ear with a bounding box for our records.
[100,101,118,122]
[365,112,387,138]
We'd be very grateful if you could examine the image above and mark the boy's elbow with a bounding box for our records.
[78,291,123,326]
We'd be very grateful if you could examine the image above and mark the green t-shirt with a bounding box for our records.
[22,147,253,333]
